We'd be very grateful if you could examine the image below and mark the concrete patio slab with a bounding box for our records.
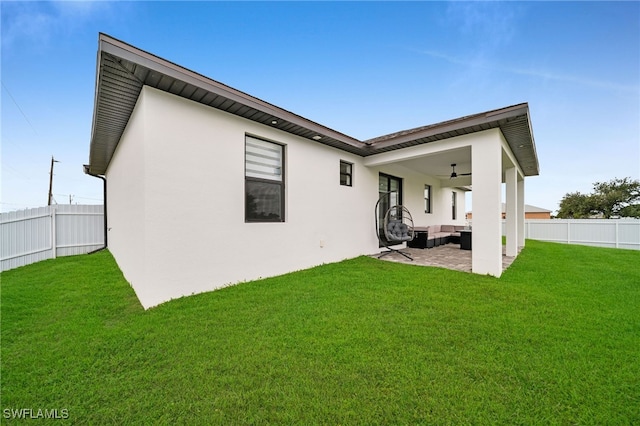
[373,243,517,273]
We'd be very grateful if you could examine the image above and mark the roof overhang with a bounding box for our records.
[87,33,539,177]
[364,103,539,177]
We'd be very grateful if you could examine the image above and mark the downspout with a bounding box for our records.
[83,165,107,254]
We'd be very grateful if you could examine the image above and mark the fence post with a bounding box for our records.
[615,221,619,249]
[51,205,57,259]
[567,220,571,244]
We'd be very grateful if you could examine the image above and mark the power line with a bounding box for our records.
[2,162,33,180]
[1,81,39,136]
[54,194,103,201]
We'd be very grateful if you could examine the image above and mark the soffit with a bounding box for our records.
[365,104,539,177]
[88,34,365,175]
[88,34,539,177]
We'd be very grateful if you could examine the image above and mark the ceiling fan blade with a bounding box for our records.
[446,164,471,179]
[450,172,471,178]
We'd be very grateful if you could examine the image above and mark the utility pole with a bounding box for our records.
[48,156,60,206]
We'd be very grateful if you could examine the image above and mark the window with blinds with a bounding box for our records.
[245,136,285,222]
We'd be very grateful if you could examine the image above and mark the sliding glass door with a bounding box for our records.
[378,173,403,245]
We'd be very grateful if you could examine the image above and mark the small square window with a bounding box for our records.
[340,161,353,186]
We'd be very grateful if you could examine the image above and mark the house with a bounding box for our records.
[466,203,552,220]
[85,34,539,309]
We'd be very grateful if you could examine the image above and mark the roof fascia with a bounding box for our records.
[89,34,539,177]
[97,34,364,151]
[367,103,530,151]
[522,109,540,174]
[87,40,109,176]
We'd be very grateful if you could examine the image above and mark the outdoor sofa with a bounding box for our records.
[409,225,467,248]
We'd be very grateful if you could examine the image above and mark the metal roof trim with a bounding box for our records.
[88,34,540,177]
[97,34,364,147]
[365,103,530,148]
[363,103,539,176]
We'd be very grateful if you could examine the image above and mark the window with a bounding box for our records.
[340,161,353,186]
[424,185,432,213]
[452,191,457,220]
[378,173,403,246]
[245,136,284,222]
[379,173,402,207]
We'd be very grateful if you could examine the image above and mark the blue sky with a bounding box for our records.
[2,1,639,213]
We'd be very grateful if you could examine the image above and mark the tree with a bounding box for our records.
[591,177,640,218]
[619,204,640,218]
[557,177,640,219]
[556,192,593,218]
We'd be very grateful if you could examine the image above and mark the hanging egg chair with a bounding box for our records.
[375,192,415,260]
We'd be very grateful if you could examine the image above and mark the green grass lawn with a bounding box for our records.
[1,241,639,424]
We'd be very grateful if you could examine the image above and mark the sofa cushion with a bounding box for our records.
[415,224,465,246]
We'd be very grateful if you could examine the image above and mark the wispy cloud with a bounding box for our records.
[424,2,639,94]
[414,48,639,94]
[503,64,639,93]
[1,2,55,48]
[1,1,113,50]
[445,2,521,49]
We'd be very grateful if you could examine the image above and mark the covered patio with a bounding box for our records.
[374,243,518,273]
[364,103,538,278]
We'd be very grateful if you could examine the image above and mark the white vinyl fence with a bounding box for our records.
[2,208,638,273]
[1,205,105,272]
[501,219,640,250]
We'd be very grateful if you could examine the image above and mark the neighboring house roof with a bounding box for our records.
[88,33,539,177]
[506,203,551,213]
[467,204,552,215]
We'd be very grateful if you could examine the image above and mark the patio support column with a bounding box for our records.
[517,178,525,248]
[505,167,518,257]
[471,133,503,277]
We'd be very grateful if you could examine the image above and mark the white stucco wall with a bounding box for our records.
[106,90,147,293]
[107,86,382,308]
[471,129,504,276]
[372,163,466,227]
[106,87,511,309]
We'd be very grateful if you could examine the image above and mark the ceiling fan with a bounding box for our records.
[449,163,471,179]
